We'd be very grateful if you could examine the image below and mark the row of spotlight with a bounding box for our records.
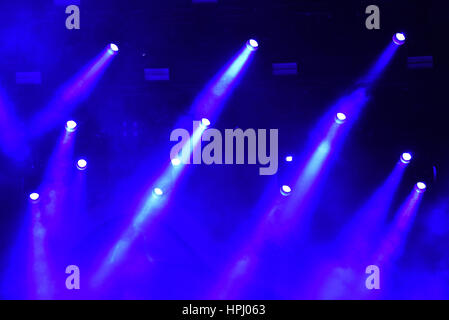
[280,151,426,197]
[29,120,87,202]
[28,32,406,203]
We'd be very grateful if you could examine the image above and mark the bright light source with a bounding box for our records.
[153,187,163,196]
[246,39,259,51]
[415,182,427,193]
[285,156,293,162]
[200,118,211,128]
[280,185,292,196]
[335,112,347,124]
[29,192,40,201]
[401,152,412,164]
[393,33,406,45]
[108,43,119,55]
[77,159,87,171]
[171,158,181,166]
[66,120,77,132]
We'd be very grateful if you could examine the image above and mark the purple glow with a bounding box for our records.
[374,185,424,269]
[393,33,406,45]
[76,159,87,170]
[401,152,412,164]
[31,45,118,136]
[192,42,256,123]
[92,43,257,288]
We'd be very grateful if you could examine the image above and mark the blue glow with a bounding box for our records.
[31,46,118,136]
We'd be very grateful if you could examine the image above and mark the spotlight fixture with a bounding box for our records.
[285,156,293,162]
[29,192,40,202]
[400,152,412,164]
[108,43,119,54]
[280,185,292,196]
[76,159,87,171]
[66,120,77,132]
[171,158,181,166]
[200,118,211,128]
[246,39,259,51]
[393,33,406,46]
[153,187,164,197]
[335,112,347,124]
[415,182,427,193]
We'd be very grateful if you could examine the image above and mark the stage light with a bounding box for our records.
[280,185,292,196]
[200,118,211,128]
[335,112,347,124]
[108,43,119,54]
[171,158,181,166]
[246,39,259,51]
[401,152,412,164]
[76,159,87,171]
[153,187,163,197]
[66,120,77,132]
[29,192,40,202]
[415,182,427,193]
[286,156,293,162]
[393,33,406,45]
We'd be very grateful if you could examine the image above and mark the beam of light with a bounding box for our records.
[192,41,256,123]
[0,86,29,160]
[29,201,54,299]
[40,128,76,221]
[374,185,425,267]
[307,159,410,299]
[337,158,409,260]
[92,42,257,287]
[359,41,399,86]
[30,44,118,136]
[210,38,400,299]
